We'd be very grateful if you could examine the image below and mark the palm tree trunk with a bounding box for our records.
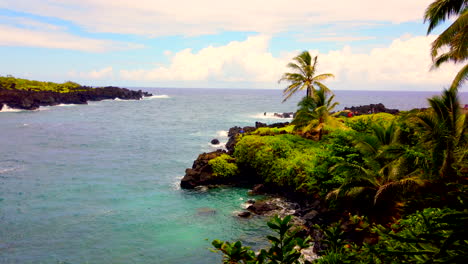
[307,86,312,98]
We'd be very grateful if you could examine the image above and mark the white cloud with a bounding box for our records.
[69,67,114,79]
[0,24,143,52]
[120,35,287,82]
[0,0,433,37]
[298,36,377,42]
[118,34,464,90]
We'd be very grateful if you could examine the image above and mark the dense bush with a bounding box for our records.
[208,154,239,178]
[344,113,396,133]
[233,131,365,196]
[0,75,82,93]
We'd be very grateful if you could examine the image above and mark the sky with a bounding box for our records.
[0,0,464,90]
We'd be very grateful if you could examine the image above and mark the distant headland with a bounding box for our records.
[0,76,152,111]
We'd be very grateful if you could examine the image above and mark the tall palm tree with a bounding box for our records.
[292,86,342,140]
[424,0,468,89]
[279,51,334,102]
[416,87,466,179]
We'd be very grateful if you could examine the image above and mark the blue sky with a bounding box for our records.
[0,0,463,90]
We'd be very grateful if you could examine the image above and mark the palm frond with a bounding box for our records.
[374,177,424,205]
[450,62,468,89]
[424,0,467,34]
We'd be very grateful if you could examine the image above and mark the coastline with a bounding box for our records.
[0,86,152,111]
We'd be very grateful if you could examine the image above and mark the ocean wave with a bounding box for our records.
[0,105,24,112]
[216,130,228,138]
[144,95,170,100]
[249,112,293,120]
[209,142,227,150]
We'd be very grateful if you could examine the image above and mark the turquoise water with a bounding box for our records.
[1,88,467,263]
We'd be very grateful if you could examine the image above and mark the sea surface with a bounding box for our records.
[1,88,467,263]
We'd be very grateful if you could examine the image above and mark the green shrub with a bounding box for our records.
[0,75,82,93]
[345,113,396,133]
[208,154,239,178]
[252,125,295,136]
[212,215,311,264]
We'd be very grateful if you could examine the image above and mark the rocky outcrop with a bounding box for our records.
[344,103,399,115]
[0,86,152,110]
[226,122,290,154]
[273,112,295,118]
[180,150,227,189]
[210,139,220,145]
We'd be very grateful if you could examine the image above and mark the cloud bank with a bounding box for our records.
[1,0,433,37]
[119,34,462,90]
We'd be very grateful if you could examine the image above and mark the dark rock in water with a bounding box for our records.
[344,103,399,115]
[238,211,251,218]
[249,184,267,195]
[255,122,267,128]
[247,199,256,204]
[180,149,227,189]
[0,103,3,111]
[211,139,220,145]
[273,112,294,118]
[268,122,290,128]
[247,200,280,214]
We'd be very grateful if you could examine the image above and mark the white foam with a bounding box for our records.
[249,112,293,120]
[0,104,23,112]
[56,103,77,107]
[216,130,229,138]
[209,142,227,151]
[114,98,123,101]
[0,168,17,174]
[144,95,170,100]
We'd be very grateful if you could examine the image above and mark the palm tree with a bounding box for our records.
[327,123,424,217]
[416,87,466,179]
[292,87,341,140]
[279,51,334,102]
[424,0,468,89]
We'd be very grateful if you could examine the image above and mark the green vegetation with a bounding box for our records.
[209,154,239,178]
[279,51,334,102]
[210,63,466,264]
[212,215,311,264]
[211,1,467,261]
[0,75,84,93]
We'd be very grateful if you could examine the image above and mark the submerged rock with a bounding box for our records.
[238,211,251,218]
[196,207,217,216]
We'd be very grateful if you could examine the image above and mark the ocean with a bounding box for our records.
[1,88,467,263]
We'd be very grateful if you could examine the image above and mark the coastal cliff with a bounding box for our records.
[0,86,152,111]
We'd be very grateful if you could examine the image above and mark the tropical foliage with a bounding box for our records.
[416,87,467,179]
[424,0,468,89]
[0,75,83,93]
[212,215,312,264]
[209,154,239,178]
[279,51,334,102]
[292,87,343,140]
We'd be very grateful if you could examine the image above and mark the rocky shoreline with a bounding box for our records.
[180,104,400,253]
[0,86,152,111]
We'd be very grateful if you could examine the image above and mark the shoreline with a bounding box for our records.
[0,86,152,111]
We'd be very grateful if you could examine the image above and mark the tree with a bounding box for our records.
[279,51,334,102]
[424,0,468,89]
[416,87,466,179]
[292,87,341,140]
[327,122,424,218]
